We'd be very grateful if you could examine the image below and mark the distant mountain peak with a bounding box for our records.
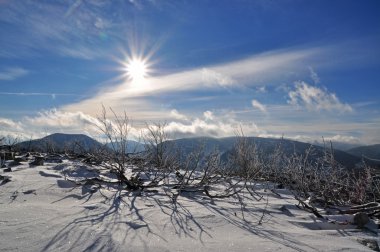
[16,133,102,153]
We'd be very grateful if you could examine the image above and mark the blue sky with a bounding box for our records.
[0,0,379,144]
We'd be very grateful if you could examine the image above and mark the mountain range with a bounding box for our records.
[14,133,380,169]
[164,136,365,169]
[346,144,380,161]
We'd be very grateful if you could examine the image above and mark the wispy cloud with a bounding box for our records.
[0,1,175,60]
[288,81,353,113]
[251,99,267,113]
[0,117,22,130]
[203,111,214,120]
[63,47,321,118]
[0,92,81,97]
[64,0,83,18]
[201,68,236,87]
[0,92,84,100]
[256,86,267,93]
[58,46,101,60]
[308,66,320,84]
[0,1,118,59]
[0,67,29,80]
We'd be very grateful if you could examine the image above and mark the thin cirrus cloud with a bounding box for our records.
[251,99,267,113]
[63,46,321,119]
[0,92,82,98]
[256,86,267,93]
[0,67,29,81]
[0,1,117,60]
[288,81,353,113]
[201,68,237,87]
[308,66,320,84]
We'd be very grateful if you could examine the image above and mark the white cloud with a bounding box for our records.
[201,68,236,86]
[251,99,267,113]
[0,118,22,130]
[324,134,360,144]
[203,110,214,120]
[134,109,263,139]
[1,107,378,145]
[0,109,139,141]
[308,66,320,84]
[257,86,267,93]
[24,109,102,138]
[26,109,95,127]
[0,118,26,139]
[164,116,261,139]
[288,81,353,113]
[257,133,313,143]
[256,133,360,145]
[170,109,188,121]
[63,47,320,119]
[0,67,29,80]
[1,109,262,141]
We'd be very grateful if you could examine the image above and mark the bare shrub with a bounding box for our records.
[95,106,139,189]
[229,135,263,180]
[263,140,380,209]
[91,108,379,220]
[140,122,180,185]
[0,135,20,165]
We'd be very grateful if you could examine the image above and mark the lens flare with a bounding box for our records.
[126,59,147,80]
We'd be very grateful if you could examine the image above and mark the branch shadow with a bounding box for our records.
[176,190,322,252]
[42,184,166,252]
[42,179,357,252]
[149,189,213,244]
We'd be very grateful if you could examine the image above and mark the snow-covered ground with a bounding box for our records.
[0,159,378,251]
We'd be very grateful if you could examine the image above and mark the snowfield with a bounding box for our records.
[0,159,378,252]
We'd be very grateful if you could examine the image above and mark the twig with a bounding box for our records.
[295,196,324,219]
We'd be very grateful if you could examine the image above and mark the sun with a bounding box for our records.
[125,58,147,80]
[117,51,154,92]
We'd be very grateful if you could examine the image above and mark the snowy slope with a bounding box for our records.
[0,159,378,252]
